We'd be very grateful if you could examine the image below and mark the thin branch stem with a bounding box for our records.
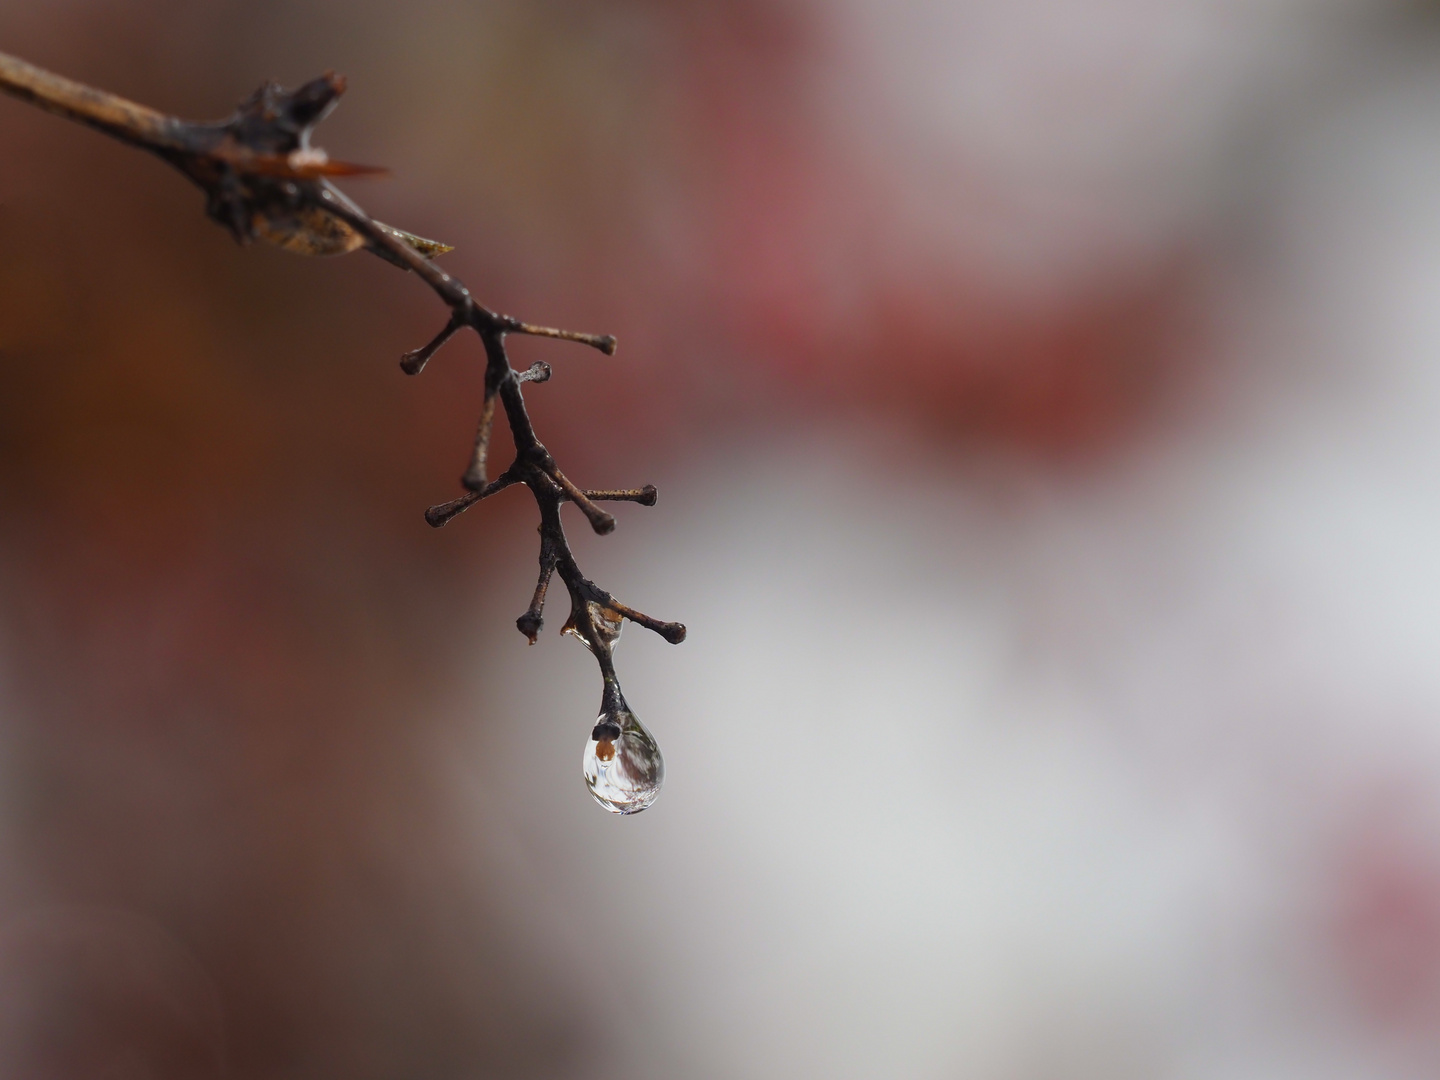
[604,598,688,644]
[400,314,462,375]
[0,52,187,153]
[499,318,618,356]
[567,485,657,506]
[516,534,558,644]
[424,472,517,528]
[550,469,616,535]
[463,386,498,491]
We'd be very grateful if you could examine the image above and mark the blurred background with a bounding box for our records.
[2,0,1440,1076]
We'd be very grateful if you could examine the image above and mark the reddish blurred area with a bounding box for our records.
[630,1,1205,451]
[1331,784,1440,1027]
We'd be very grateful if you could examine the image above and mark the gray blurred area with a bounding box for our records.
[3,0,1440,1077]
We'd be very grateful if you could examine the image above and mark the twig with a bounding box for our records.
[0,51,685,716]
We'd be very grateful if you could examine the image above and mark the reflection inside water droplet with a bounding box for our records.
[583,706,663,814]
[564,602,624,654]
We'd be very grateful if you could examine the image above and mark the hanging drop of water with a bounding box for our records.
[564,601,624,653]
[583,705,664,814]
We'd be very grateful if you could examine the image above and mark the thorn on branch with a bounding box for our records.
[517,361,551,384]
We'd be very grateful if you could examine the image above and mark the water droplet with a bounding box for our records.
[564,602,624,653]
[583,706,663,814]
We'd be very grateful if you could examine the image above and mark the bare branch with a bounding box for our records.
[462,388,498,491]
[550,469,616,535]
[605,598,688,645]
[424,472,517,528]
[0,49,686,736]
[499,317,617,356]
[516,535,558,644]
[568,485,657,506]
[0,52,186,152]
[401,314,462,375]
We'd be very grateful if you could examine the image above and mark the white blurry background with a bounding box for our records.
[453,3,1440,1077]
[3,0,1440,1077]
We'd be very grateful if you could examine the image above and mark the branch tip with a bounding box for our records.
[426,474,515,526]
[503,319,617,355]
[401,315,462,375]
[425,491,478,528]
[516,611,543,644]
[606,597,686,644]
[552,470,617,535]
[574,485,657,506]
[517,547,557,643]
[463,392,498,491]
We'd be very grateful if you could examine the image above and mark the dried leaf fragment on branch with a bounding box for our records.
[0,51,685,812]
